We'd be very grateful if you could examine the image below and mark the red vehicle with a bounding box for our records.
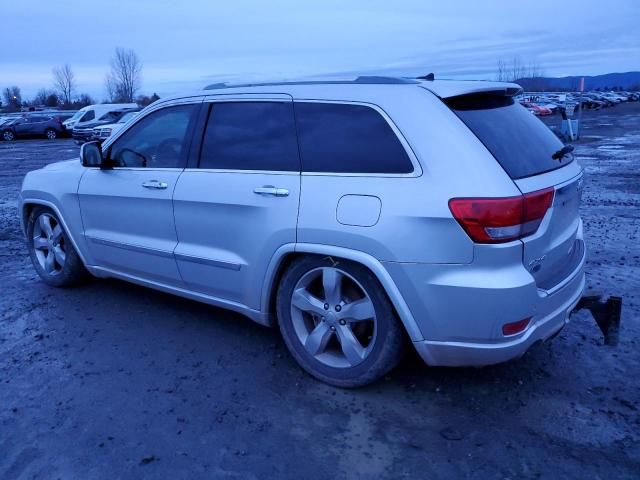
[520,101,553,116]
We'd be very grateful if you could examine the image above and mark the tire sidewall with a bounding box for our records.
[277,256,403,387]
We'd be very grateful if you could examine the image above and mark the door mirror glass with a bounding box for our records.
[80,141,104,168]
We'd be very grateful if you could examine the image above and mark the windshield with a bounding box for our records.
[68,109,87,122]
[445,94,573,179]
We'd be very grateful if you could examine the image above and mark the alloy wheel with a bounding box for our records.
[290,267,377,368]
[32,213,66,276]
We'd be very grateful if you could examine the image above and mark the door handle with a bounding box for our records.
[253,186,289,197]
[142,180,168,189]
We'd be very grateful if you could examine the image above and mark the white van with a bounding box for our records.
[62,103,138,131]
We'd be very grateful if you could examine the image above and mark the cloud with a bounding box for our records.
[1,0,639,98]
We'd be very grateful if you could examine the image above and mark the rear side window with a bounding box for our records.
[199,102,299,171]
[294,102,413,174]
[445,95,570,179]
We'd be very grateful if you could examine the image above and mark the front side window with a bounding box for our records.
[294,102,413,174]
[80,110,95,122]
[199,102,299,171]
[108,104,197,168]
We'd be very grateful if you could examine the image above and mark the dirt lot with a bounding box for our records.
[1,104,639,479]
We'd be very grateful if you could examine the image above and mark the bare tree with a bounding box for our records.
[75,93,95,108]
[105,47,142,103]
[33,88,59,107]
[496,56,546,89]
[496,58,508,82]
[2,86,22,112]
[52,64,76,106]
[509,56,527,82]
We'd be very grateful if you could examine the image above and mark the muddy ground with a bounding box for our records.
[1,104,638,479]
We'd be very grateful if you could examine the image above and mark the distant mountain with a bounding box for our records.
[515,72,640,91]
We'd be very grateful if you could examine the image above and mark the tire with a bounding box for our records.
[45,128,57,140]
[26,206,87,287]
[276,256,405,387]
[2,130,14,141]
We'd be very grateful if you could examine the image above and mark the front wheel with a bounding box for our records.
[276,256,405,387]
[26,206,87,287]
[45,128,57,140]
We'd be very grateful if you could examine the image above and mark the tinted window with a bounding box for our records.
[445,95,570,179]
[108,104,196,168]
[80,110,95,122]
[99,111,124,122]
[294,102,413,174]
[199,102,299,171]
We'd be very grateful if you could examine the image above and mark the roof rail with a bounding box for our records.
[204,76,419,90]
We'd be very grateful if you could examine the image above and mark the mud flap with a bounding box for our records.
[572,294,622,346]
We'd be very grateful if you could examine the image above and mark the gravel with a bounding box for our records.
[1,105,638,479]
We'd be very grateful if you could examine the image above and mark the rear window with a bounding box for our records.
[294,102,413,174]
[445,95,571,179]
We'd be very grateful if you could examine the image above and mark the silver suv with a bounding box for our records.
[19,77,586,387]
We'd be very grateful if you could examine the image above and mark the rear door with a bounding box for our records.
[172,95,301,310]
[31,116,51,135]
[445,94,584,290]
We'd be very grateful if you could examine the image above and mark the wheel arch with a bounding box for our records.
[21,199,89,267]
[261,243,424,342]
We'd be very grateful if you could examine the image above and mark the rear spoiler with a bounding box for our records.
[421,81,523,99]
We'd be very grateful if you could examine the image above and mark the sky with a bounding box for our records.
[1,0,639,100]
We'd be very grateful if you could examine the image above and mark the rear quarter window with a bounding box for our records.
[445,95,571,179]
[294,102,413,174]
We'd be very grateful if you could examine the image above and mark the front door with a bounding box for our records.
[173,96,301,310]
[78,101,201,285]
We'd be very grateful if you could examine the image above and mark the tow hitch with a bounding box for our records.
[572,295,622,346]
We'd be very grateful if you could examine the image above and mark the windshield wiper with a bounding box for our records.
[552,144,574,161]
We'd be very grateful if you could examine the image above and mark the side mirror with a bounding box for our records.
[80,141,105,168]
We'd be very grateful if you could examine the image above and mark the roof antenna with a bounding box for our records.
[417,73,435,81]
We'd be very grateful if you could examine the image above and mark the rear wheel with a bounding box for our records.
[45,128,57,140]
[2,130,14,141]
[276,256,405,387]
[26,206,87,287]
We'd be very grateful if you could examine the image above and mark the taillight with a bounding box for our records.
[449,187,554,244]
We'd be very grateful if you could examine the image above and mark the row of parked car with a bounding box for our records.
[518,90,639,116]
[0,103,140,143]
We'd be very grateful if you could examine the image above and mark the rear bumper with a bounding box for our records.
[383,227,587,367]
[414,270,585,366]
